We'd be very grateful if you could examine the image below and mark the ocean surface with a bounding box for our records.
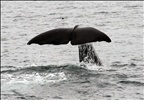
[1,1,144,100]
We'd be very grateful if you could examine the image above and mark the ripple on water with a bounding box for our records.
[118,80,144,86]
[111,62,128,67]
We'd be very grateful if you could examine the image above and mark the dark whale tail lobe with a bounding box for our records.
[27,28,73,45]
[71,27,111,45]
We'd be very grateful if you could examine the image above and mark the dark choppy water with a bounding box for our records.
[1,1,144,100]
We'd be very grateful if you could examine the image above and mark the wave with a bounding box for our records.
[1,64,88,74]
[119,80,144,86]
[1,63,142,86]
[1,64,96,84]
[111,61,138,68]
[1,64,115,85]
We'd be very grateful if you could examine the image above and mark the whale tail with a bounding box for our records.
[27,25,111,45]
[78,44,102,66]
[27,25,111,65]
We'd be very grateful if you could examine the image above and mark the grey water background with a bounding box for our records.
[1,1,144,100]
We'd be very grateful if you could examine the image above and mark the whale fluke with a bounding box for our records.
[27,25,111,66]
[27,25,111,45]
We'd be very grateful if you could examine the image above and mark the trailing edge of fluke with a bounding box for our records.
[27,25,111,45]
